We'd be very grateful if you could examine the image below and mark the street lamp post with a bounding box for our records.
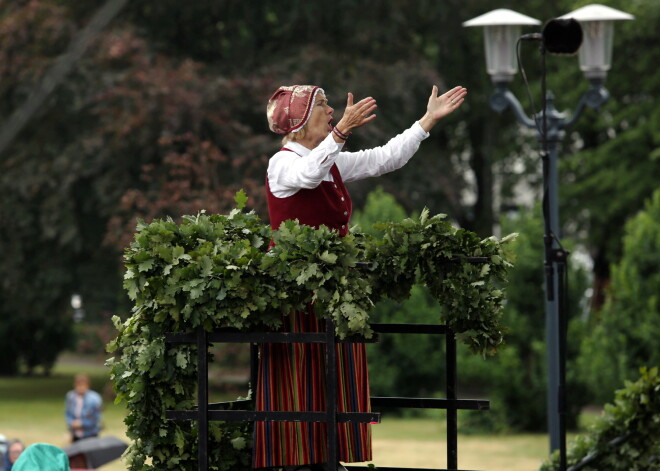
[464,4,633,470]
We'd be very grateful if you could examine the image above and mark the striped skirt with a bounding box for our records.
[252,307,372,468]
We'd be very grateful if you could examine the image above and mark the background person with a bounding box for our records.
[10,443,70,471]
[1,439,25,471]
[0,434,7,468]
[64,373,102,442]
[256,83,466,471]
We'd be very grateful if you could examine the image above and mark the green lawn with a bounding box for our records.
[0,354,558,471]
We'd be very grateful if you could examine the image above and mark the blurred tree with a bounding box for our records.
[351,186,409,235]
[118,0,563,235]
[0,1,272,373]
[0,0,80,374]
[458,205,590,432]
[0,0,504,376]
[576,189,660,404]
[558,0,660,310]
[0,0,655,393]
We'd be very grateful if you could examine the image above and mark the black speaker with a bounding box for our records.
[543,18,583,54]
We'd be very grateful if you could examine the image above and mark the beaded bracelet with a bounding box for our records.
[332,126,350,141]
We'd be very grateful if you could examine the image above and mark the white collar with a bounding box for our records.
[282,141,311,156]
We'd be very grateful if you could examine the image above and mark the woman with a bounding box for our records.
[256,83,467,471]
[2,439,25,471]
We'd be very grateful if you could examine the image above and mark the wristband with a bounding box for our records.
[332,126,350,141]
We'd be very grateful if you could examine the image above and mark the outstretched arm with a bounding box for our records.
[418,85,467,132]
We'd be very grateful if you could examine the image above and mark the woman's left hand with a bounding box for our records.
[419,85,467,132]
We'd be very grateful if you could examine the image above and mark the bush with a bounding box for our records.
[577,189,660,404]
[541,367,660,471]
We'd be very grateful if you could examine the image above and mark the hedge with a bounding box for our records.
[541,367,660,471]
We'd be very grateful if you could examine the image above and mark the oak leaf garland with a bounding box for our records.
[108,192,516,470]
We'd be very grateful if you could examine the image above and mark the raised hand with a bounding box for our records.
[336,93,378,134]
[419,85,467,132]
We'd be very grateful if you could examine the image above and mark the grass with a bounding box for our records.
[0,353,558,471]
[368,421,550,470]
[0,354,128,470]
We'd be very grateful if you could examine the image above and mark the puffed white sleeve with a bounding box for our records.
[335,121,429,183]
[267,134,344,197]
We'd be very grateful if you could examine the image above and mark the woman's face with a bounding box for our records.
[8,442,24,463]
[300,93,334,148]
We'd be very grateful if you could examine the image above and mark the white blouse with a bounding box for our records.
[267,121,430,198]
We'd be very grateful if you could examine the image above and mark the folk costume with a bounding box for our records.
[255,85,430,468]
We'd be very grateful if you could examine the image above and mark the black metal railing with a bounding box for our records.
[166,319,489,471]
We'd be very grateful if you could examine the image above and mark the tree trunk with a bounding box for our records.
[590,247,611,313]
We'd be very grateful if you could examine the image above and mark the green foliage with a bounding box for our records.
[109,194,515,470]
[357,191,593,431]
[352,187,409,237]
[365,208,516,355]
[121,208,276,333]
[541,367,660,471]
[576,189,660,404]
[559,0,660,299]
[353,190,446,399]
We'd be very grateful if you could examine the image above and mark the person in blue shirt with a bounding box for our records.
[64,374,102,442]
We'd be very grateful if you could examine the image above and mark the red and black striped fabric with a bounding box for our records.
[252,307,372,468]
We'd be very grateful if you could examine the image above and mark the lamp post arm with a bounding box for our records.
[489,85,538,129]
[562,79,610,129]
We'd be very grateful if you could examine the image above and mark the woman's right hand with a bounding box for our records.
[336,93,378,134]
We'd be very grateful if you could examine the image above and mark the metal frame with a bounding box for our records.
[166,320,489,471]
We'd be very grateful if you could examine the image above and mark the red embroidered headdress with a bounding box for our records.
[266,85,324,135]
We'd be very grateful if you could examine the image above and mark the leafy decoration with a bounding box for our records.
[541,367,660,471]
[366,208,517,355]
[108,197,515,470]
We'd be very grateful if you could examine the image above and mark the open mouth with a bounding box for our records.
[328,119,333,131]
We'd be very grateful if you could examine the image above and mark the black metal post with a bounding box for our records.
[539,45,562,460]
[325,319,339,470]
[196,325,209,471]
[446,329,458,470]
[557,253,569,471]
[250,343,259,396]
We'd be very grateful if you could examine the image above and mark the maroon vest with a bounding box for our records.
[266,150,352,237]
